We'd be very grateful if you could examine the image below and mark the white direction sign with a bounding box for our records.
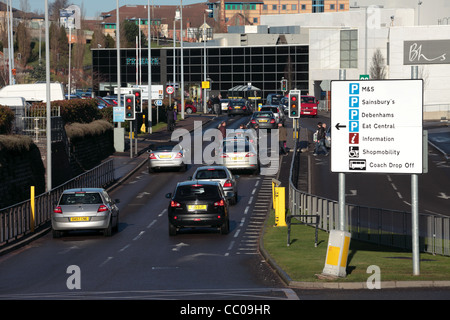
[330,80,423,174]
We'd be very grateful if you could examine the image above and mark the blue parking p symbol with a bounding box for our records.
[349,96,359,108]
[349,83,359,94]
[349,109,359,120]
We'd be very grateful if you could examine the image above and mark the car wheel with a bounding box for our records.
[220,218,230,235]
[103,218,113,237]
[185,107,193,114]
[169,222,177,236]
[113,214,119,232]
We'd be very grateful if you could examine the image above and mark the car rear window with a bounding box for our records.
[195,169,227,179]
[60,192,103,205]
[154,144,180,151]
[223,142,251,153]
[255,112,272,118]
[175,185,220,200]
[261,107,278,113]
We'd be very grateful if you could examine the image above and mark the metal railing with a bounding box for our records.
[288,138,450,256]
[0,159,115,247]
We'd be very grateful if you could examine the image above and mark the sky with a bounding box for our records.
[15,0,200,18]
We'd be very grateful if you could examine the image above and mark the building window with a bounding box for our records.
[330,4,335,10]
[253,17,258,23]
[340,4,345,10]
[301,4,306,10]
[312,0,324,13]
[272,5,277,10]
[292,4,297,10]
[282,5,286,10]
[340,29,358,68]
[263,4,268,10]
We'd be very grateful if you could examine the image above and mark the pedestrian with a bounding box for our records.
[278,122,287,155]
[218,120,227,139]
[166,105,176,131]
[213,95,221,115]
[313,122,328,156]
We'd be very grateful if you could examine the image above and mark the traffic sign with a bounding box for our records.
[166,86,174,95]
[330,80,423,174]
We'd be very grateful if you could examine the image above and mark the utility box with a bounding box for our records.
[322,230,351,278]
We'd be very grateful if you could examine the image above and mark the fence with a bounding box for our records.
[288,138,450,256]
[0,159,115,247]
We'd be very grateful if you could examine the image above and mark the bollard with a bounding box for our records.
[274,187,286,227]
[322,230,351,278]
[30,186,35,233]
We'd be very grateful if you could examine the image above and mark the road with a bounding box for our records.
[0,115,294,301]
[0,112,449,304]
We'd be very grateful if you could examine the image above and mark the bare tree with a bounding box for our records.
[369,48,387,80]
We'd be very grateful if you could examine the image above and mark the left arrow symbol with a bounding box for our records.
[335,123,346,130]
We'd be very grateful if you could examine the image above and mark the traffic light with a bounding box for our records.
[281,79,287,92]
[288,90,300,119]
[124,94,135,120]
[132,89,142,113]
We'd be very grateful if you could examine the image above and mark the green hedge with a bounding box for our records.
[0,105,15,134]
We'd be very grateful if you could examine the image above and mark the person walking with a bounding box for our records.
[313,122,328,156]
[218,120,227,139]
[278,122,287,155]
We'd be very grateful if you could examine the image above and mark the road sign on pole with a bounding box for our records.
[330,80,423,174]
[166,85,174,95]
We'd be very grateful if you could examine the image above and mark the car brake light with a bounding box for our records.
[242,106,246,109]
[149,153,157,159]
[54,206,62,214]
[171,200,181,207]
[214,199,225,206]
[175,152,183,159]
[251,119,256,124]
[223,180,232,187]
[98,205,109,212]
[221,153,229,158]
[246,152,256,157]
[270,119,275,123]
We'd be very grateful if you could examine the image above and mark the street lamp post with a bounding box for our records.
[179,1,185,120]
[203,9,212,114]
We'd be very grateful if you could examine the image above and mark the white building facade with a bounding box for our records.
[261,7,450,111]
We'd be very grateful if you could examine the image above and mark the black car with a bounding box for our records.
[165,181,231,235]
[227,99,252,116]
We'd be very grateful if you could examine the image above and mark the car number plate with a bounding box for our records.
[235,106,241,109]
[188,205,207,211]
[159,154,172,159]
[258,119,267,122]
[303,111,310,114]
[231,157,244,161]
[70,217,89,222]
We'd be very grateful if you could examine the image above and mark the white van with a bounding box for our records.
[0,83,65,103]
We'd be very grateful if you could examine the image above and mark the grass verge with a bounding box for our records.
[263,210,450,282]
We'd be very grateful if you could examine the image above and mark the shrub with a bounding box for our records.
[65,119,113,140]
[0,105,15,134]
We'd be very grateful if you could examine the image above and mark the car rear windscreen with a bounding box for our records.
[60,192,103,205]
[195,169,227,179]
[175,185,220,200]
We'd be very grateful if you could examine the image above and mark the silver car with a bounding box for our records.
[218,140,260,174]
[260,105,285,124]
[52,188,119,238]
[147,143,187,172]
[191,166,239,204]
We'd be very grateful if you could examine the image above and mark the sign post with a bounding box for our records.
[330,79,424,275]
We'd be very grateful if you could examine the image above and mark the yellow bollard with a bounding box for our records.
[274,187,286,227]
[30,186,35,233]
